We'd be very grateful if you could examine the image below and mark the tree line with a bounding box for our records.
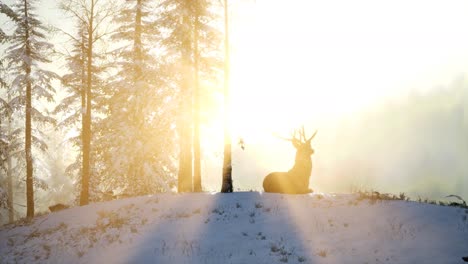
[0,0,234,223]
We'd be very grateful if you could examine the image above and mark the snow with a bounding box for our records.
[1,192,467,264]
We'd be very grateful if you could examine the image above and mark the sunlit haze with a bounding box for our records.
[217,0,468,197]
[3,0,468,198]
[230,0,468,132]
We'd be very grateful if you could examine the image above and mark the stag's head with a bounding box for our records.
[282,126,317,156]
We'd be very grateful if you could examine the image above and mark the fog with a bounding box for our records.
[202,77,468,201]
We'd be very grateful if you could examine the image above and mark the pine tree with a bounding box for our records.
[95,0,177,195]
[1,0,21,224]
[157,0,223,193]
[0,57,13,223]
[58,0,115,205]
[4,0,58,218]
[53,22,88,197]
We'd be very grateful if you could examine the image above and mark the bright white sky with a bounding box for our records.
[228,0,468,139]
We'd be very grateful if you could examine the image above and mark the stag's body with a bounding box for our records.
[263,128,316,194]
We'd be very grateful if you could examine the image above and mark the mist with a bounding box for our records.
[220,76,468,201]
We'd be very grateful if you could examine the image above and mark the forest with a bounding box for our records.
[0,0,229,224]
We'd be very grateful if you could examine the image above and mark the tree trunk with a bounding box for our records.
[7,91,13,222]
[221,0,233,193]
[193,8,202,192]
[177,12,193,193]
[80,25,86,190]
[134,0,142,80]
[80,0,94,206]
[177,93,192,192]
[24,0,35,218]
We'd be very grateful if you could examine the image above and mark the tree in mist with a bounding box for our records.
[95,0,177,195]
[3,0,59,218]
[53,23,87,188]
[158,0,194,192]
[221,0,232,192]
[0,2,18,222]
[58,0,115,205]
[0,59,17,223]
[158,0,223,193]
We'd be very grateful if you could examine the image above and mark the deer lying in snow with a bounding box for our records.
[263,127,317,194]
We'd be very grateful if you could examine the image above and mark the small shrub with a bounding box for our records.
[212,208,224,215]
[399,193,406,200]
[270,244,280,253]
[255,202,263,209]
[42,244,51,259]
[256,232,266,240]
[7,238,14,247]
[175,212,191,218]
[279,248,289,256]
[317,249,327,258]
[298,256,306,262]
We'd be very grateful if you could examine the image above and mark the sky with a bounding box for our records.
[230,0,468,128]
[2,0,468,197]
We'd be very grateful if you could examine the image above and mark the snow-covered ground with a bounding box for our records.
[1,192,467,264]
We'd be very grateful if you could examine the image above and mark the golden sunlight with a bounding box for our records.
[198,0,468,192]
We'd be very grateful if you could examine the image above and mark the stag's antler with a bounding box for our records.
[275,127,317,143]
[299,126,318,142]
[307,130,318,142]
[275,129,299,142]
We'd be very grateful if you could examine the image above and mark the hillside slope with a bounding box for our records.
[1,192,467,264]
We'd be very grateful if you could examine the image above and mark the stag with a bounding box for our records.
[263,127,317,194]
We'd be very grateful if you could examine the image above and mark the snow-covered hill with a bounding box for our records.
[1,192,467,264]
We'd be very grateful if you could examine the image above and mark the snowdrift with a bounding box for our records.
[1,192,467,263]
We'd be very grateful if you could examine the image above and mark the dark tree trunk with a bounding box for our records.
[24,0,35,218]
[80,0,94,206]
[221,0,232,193]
